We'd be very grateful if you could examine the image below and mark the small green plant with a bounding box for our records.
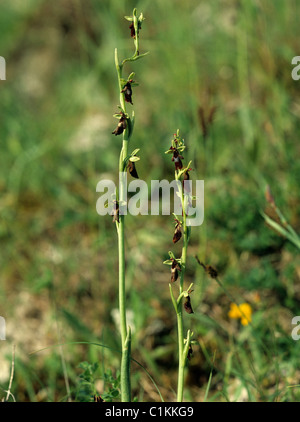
[111,8,149,402]
[75,361,99,402]
[163,130,196,402]
[101,369,121,402]
[75,362,120,402]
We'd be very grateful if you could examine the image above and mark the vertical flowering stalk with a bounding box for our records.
[112,9,148,402]
[164,131,195,402]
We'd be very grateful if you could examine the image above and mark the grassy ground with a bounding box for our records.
[0,0,300,402]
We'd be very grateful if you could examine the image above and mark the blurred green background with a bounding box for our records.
[0,0,300,402]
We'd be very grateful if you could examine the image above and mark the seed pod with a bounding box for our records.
[184,295,194,314]
[121,81,133,104]
[127,160,139,178]
[112,113,127,136]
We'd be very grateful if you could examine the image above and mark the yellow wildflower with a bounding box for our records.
[228,302,252,326]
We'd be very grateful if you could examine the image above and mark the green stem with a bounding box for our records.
[113,8,148,401]
[115,47,131,402]
[121,327,131,402]
[176,184,189,402]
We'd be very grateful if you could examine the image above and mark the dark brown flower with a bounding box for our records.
[129,21,142,39]
[129,23,135,38]
[112,112,127,136]
[184,295,194,314]
[173,219,182,243]
[171,148,184,170]
[121,81,133,104]
[127,160,139,178]
[187,344,193,361]
[171,258,181,283]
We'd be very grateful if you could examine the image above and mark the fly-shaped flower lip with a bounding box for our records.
[127,160,139,178]
[172,149,184,170]
[164,132,186,170]
[170,258,181,283]
[184,295,194,314]
[173,218,182,243]
[165,146,184,170]
[187,344,193,361]
[112,111,127,136]
[121,80,134,104]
